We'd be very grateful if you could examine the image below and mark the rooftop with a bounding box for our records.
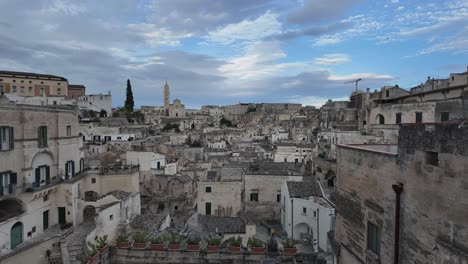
[287,181,322,198]
[0,70,68,81]
[246,161,302,176]
[337,144,398,155]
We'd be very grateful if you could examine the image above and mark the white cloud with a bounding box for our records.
[127,23,192,46]
[219,40,314,80]
[391,0,399,3]
[418,38,468,55]
[397,6,405,10]
[41,0,86,16]
[314,36,343,46]
[205,11,282,44]
[314,54,350,65]
[329,73,394,81]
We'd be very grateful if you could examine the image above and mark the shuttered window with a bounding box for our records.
[0,127,14,151]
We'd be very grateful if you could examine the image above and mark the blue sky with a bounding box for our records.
[0,0,466,108]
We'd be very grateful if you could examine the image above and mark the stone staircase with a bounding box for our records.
[61,221,96,264]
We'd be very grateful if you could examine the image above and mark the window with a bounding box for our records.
[29,87,32,92]
[20,86,24,93]
[40,87,45,95]
[109,215,113,220]
[174,206,178,210]
[205,186,212,193]
[35,165,50,186]
[441,112,449,122]
[66,125,71,137]
[38,126,48,147]
[205,202,212,215]
[250,192,259,202]
[12,80,16,83]
[302,207,307,215]
[367,221,380,256]
[425,151,438,166]
[12,86,16,92]
[386,90,389,97]
[21,80,24,83]
[1,172,17,196]
[313,210,317,218]
[396,113,402,125]
[277,193,281,202]
[65,160,75,178]
[0,126,14,151]
[43,194,48,201]
[284,158,287,162]
[378,114,385,125]
[57,82,61,85]
[32,226,36,233]
[91,178,96,184]
[29,81,32,83]
[57,88,61,95]
[415,112,422,123]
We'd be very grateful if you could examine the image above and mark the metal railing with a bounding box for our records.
[23,177,61,193]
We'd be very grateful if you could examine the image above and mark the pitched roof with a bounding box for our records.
[286,181,322,198]
[0,70,68,81]
[198,215,245,234]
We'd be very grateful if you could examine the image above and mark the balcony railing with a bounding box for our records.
[24,177,61,193]
[0,184,16,197]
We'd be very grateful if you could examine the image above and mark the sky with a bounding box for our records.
[0,0,467,109]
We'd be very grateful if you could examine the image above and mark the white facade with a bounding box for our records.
[280,182,335,252]
[273,144,312,163]
[126,151,166,171]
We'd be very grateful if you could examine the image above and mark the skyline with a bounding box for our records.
[0,0,467,109]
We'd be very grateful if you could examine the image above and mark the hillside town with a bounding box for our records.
[0,68,466,264]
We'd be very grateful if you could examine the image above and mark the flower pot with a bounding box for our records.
[168,244,181,251]
[99,244,109,254]
[207,245,220,252]
[250,247,265,254]
[228,245,241,253]
[116,242,130,249]
[150,243,164,251]
[187,244,200,252]
[133,242,147,249]
[89,253,99,264]
[284,247,297,255]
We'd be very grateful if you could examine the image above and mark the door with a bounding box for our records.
[10,222,23,249]
[58,207,66,225]
[43,210,49,230]
[205,202,211,215]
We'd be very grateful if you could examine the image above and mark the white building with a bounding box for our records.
[273,142,313,163]
[280,181,335,252]
[126,151,166,171]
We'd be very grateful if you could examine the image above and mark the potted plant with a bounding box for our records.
[116,233,130,249]
[96,235,109,254]
[283,239,297,255]
[150,234,166,251]
[167,233,182,251]
[86,242,99,264]
[133,232,148,249]
[186,236,201,252]
[206,235,223,252]
[227,236,242,253]
[248,237,265,254]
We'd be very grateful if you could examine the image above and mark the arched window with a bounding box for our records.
[377,114,385,125]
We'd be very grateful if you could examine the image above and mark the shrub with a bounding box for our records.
[116,233,129,242]
[207,235,223,246]
[227,236,242,246]
[133,232,148,243]
[150,234,167,244]
[168,233,182,244]
[186,236,201,245]
[284,239,296,248]
[247,237,264,247]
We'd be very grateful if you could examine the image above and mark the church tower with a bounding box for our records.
[164,81,170,115]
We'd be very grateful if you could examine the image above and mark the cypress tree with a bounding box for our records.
[125,79,134,112]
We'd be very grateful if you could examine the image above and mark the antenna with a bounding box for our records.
[344,78,362,91]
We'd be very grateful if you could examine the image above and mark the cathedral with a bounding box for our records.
[164,81,185,118]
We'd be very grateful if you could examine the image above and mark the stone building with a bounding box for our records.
[0,70,69,97]
[273,142,313,163]
[333,122,468,264]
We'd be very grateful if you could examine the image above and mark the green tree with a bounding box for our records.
[125,79,134,112]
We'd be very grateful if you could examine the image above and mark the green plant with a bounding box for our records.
[227,236,242,246]
[168,233,182,244]
[186,236,201,245]
[284,239,296,248]
[207,235,223,246]
[150,234,167,244]
[96,235,108,248]
[247,237,264,247]
[133,232,148,243]
[116,233,129,242]
[76,253,90,264]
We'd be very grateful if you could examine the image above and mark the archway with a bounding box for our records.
[10,222,23,249]
[0,198,25,222]
[83,205,96,222]
[294,222,311,239]
[84,191,99,202]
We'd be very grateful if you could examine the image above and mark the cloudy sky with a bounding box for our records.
[0,0,467,108]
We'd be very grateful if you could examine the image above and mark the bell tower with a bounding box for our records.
[164,81,170,115]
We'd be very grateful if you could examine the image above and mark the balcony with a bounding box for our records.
[23,177,61,193]
[0,184,17,197]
